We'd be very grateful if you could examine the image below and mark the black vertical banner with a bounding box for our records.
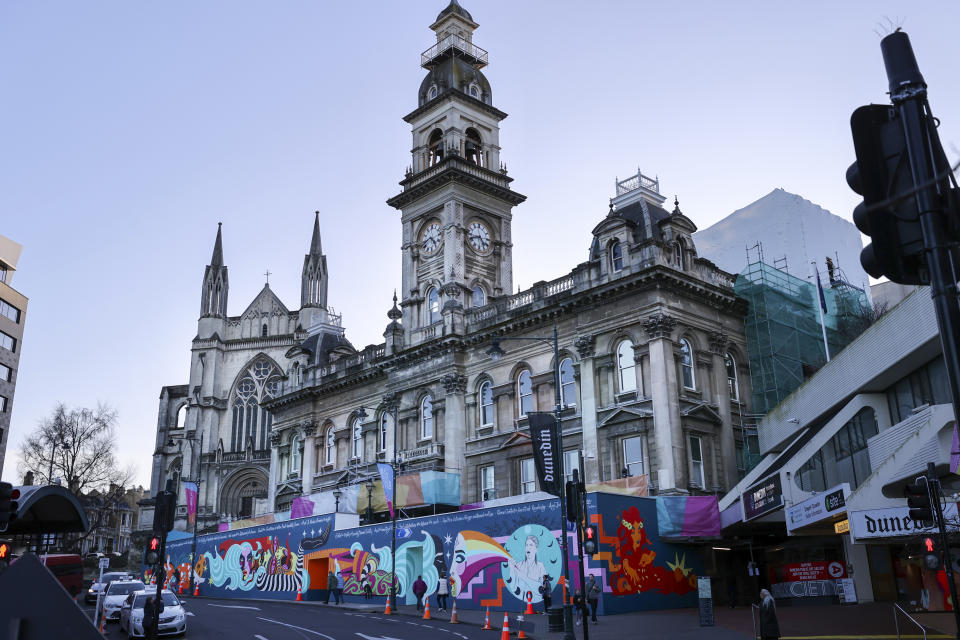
[528,412,562,497]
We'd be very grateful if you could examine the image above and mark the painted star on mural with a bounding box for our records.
[311,529,315,536]
[443,534,452,545]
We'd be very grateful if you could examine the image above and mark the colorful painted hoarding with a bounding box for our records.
[151,493,703,615]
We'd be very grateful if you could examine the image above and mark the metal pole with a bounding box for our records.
[550,324,575,639]
[390,396,399,612]
[189,433,202,593]
[573,465,589,640]
[927,462,959,638]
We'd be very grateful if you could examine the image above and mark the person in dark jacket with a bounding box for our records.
[759,589,780,640]
[325,571,339,604]
[538,575,552,613]
[412,575,428,611]
[586,575,601,623]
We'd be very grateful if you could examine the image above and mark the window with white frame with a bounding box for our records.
[291,435,301,476]
[0,330,16,352]
[725,352,739,400]
[564,449,582,483]
[679,339,695,390]
[689,435,705,488]
[610,241,623,272]
[559,358,576,407]
[472,285,485,308]
[481,465,496,500]
[352,417,363,460]
[0,363,10,382]
[479,381,494,428]
[420,395,434,439]
[623,436,643,476]
[325,427,335,465]
[520,458,536,494]
[427,288,440,324]
[617,340,637,393]
[379,413,389,451]
[0,298,20,323]
[517,370,533,417]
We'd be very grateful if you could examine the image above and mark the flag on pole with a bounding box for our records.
[816,270,828,313]
[184,482,198,526]
[377,463,395,518]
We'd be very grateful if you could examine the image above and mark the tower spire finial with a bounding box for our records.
[310,211,322,255]
[211,222,224,266]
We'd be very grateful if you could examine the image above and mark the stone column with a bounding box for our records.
[383,393,400,463]
[301,421,317,496]
[575,335,600,484]
[643,313,681,492]
[709,331,738,491]
[267,431,281,511]
[442,374,467,482]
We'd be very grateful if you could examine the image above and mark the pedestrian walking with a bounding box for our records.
[336,571,345,604]
[572,590,588,627]
[759,589,780,640]
[412,575,428,612]
[436,571,449,612]
[586,574,601,624]
[539,575,552,613]
[325,571,338,604]
[363,576,373,600]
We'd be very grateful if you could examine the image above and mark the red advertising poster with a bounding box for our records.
[779,561,847,582]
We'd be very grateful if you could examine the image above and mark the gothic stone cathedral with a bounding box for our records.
[150,1,750,532]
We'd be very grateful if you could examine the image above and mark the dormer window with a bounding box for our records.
[465,128,483,167]
[468,84,480,99]
[610,241,623,272]
[673,241,684,270]
[428,129,444,166]
[428,85,438,100]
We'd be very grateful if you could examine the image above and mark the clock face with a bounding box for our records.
[421,222,442,255]
[468,221,492,253]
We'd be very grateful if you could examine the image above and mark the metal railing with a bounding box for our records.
[405,155,510,191]
[615,170,659,196]
[421,33,488,68]
[751,604,760,640]
[893,603,927,640]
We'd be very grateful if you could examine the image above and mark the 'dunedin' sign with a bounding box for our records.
[849,503,959,541]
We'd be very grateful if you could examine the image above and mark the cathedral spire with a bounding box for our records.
[211,222,224,266]
[309,211,322,256]
[301,212,328,310]
[200,223,228,319]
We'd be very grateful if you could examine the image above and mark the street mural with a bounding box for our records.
[157,493,702,614]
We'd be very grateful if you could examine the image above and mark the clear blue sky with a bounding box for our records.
[2,1,958,487]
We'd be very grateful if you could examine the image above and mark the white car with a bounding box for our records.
[102,579,146,621]
[85,572,133,604]
[120,590,188,638]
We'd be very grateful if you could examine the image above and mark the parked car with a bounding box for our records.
[101,579,145,621]
[120,590,188,638]
[85,571,133,604]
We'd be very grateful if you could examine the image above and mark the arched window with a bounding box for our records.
[261,323,268,337]
[725,352,739,400]
[559,358,576,407]
[468,84,480,99]
[420,395,434,439]
[479,381,494,428]
[291,435,301,477]
[465,127,483,166]
[617,340,637,393]
[428,85,438,100]
[230,358,281,452]
[673,241,684,270]
[517,370,533,417]
[379,412,389,452]
[352,417,363,460]
[680,339,695,389]
[325,427,335,466]
[295,362,303,386]
[472,285,486,308]
[427,287,441,324]
[175,404,187,430]
[428,129,444,166]
[610,241,623,272]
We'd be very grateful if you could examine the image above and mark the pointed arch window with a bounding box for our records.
[725,352,739,400]
[680,339,696,390]
[479,381,494,428]
[325,426,335,466]
[428,129,444,166]
[610,241,623,272]
[559,357,577,407]
[352,417,363,460]
[230,358,281,452]
[261,323,268,337]
[427,287,441,324]
[673,241,685,270]
[420,395,434,440]
[617,340,637,393]
[517,370,533,417]
[465,128,483,167]
[428,85,438,100]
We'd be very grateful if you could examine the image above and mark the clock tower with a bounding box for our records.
[387,0,525,343]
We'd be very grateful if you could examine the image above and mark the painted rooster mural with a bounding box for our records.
[609,506,696,596]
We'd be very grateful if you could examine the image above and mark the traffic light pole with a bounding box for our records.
[926,462,960,638]
[572,465,589,640]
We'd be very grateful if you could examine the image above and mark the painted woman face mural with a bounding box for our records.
[502,525,559,603]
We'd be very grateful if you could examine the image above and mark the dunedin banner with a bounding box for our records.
[528,412,562,497]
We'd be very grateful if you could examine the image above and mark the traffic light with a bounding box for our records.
[0,482,20,532]
[144,535,161,566]
[152,490,176,534]
[905,478,934,527]
[565,480,583,524]
[584,524,598,556]
[922,536,941,570]
[0,542,9,559]
[847,103,926,285]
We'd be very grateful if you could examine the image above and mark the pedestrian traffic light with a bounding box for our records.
[0,542,8,559]
[905,478,934,527]
[145,535,161,566]
[847,103,926,285]
[922,536,941,570]
[584,524,598,556]
[0,482,20,532]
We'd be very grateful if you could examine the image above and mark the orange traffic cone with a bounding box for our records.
[423,599,431,620]
[193,581,200,597]
[296,584,303,601]
[499,612,510,640]
[525,592,534,615]
[481,607,493,630]
[384,597,392,615]
[518,615,527,640]
[178,581,184,595]
[449,599,459,624]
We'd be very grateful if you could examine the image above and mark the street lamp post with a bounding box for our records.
[487,323,575,639]
[365,480,375,524]
[333,488,341,513]
[167,431,204,592]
